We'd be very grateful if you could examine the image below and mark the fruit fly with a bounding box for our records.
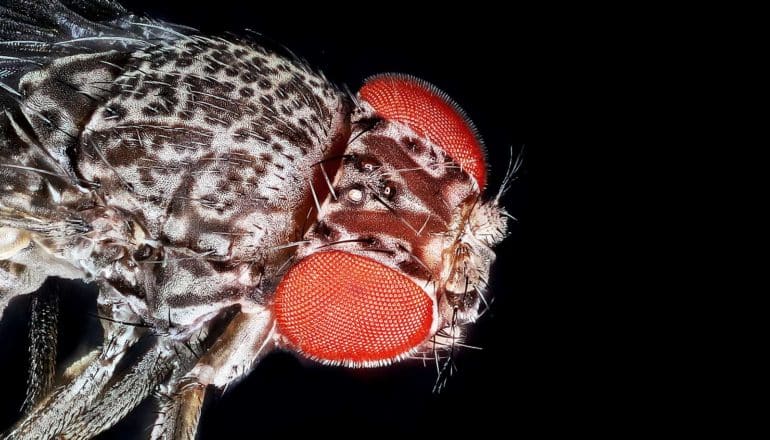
[0,1,517,438]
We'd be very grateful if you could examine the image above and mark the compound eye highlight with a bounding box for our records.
[273,251,434,366]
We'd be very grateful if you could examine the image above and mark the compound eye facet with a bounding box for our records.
[359,74,488,188]
[274,251,434,366]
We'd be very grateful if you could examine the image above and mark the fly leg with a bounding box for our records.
[149,379,206,440]
[60,304,241,439]
[21,283,58,413]
[60,337,203,440]
[187,308,276,389]
[144,309,275,440]
[3,287,145,439]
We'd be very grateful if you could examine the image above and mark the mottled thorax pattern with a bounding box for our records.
[74,37,350,327]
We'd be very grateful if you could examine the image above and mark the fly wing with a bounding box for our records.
[0,0,190,91]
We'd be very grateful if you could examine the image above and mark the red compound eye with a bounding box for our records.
[359,74,487,188]
[274,251,434,366]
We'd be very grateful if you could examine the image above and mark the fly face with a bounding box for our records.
[274,75,509,367]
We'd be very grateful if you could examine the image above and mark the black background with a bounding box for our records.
[0,1,575,438]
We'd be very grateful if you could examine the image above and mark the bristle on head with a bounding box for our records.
[274,251,434,366]
[359,74,487,187]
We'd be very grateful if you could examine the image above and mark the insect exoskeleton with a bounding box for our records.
[0,1,512,438]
